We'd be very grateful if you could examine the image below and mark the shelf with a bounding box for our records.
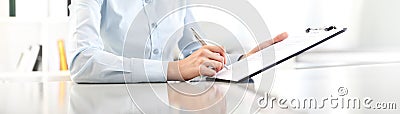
[0,16,70,72]
[0,17,69,23]
[0,71,71,82]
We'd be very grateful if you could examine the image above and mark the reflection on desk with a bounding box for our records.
[69,82,259,113]
[69,82,304,114]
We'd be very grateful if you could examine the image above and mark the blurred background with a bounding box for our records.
[255,0,400,69]
[0,0,399,73]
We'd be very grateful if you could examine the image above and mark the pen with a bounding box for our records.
[190,27,230,70]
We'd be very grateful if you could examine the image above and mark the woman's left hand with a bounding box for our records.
[240,32,288,60]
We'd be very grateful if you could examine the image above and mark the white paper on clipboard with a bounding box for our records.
[211,28,347,82]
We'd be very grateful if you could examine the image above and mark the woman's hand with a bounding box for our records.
[167,32,288,81]
[239,32,288,60]
[168,45,226,81]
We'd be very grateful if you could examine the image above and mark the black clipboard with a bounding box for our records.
[210,28,347,82]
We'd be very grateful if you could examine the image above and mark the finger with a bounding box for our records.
[272,32,288,44]
[203,45,226,64]
[248,32,289,55]
[203,50,225,64]
[220,46,227,64]
[202,59,223,72]
[203,45,225,58]
[199,63,217,76]
[259,32,289,49]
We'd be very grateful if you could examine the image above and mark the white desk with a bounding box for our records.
[1,63,400,114]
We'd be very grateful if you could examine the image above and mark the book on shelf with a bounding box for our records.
[9,0,15,17]
[17,44,42,72]
[58,39,68,71]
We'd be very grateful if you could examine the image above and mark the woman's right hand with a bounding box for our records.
[168,45,226,81]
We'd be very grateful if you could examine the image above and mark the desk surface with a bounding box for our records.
[1,63,400,114]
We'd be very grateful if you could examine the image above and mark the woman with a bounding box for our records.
[68,0,287,83]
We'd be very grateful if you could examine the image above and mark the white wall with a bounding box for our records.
[251,0,400,51]
[250,0,364,51]
[358,0,400,51]
[0,0,8,17]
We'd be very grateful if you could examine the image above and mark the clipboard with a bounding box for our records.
[209,28,347,82]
